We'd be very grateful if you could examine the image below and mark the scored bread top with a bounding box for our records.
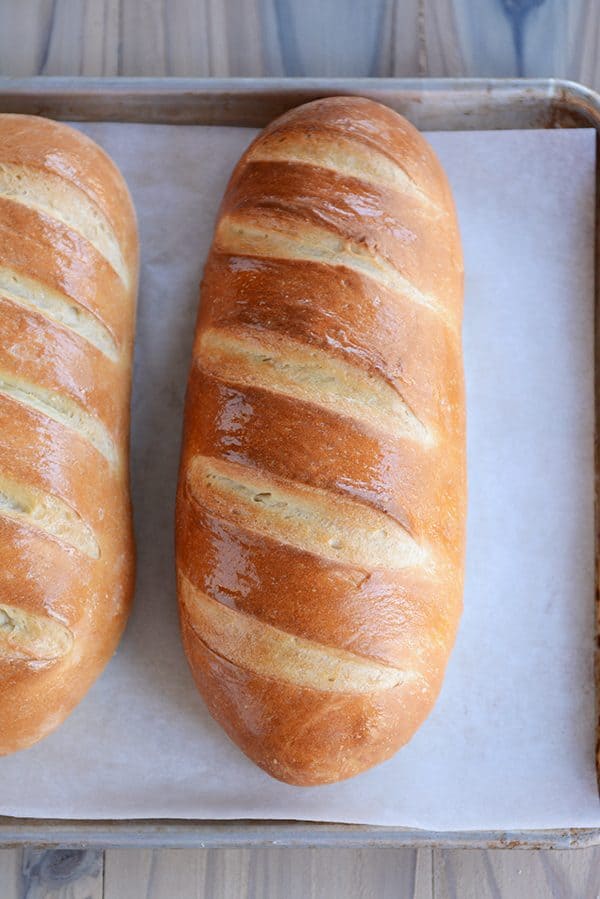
[0,115,138,754]
[177,96,465,785]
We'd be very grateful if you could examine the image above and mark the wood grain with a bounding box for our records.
[0,849,20,899]
[434,848,600,899]
[19,849,104,898]
[0,0,599,89]
[0,1,599,898]
[104,847,434,898]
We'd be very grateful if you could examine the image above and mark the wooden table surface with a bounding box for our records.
[1,1,600,897]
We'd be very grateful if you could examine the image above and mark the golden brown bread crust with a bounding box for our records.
[176,97,465,785]
[0,114,138,754]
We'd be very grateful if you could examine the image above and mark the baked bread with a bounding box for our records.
[176,97,465,785]
[0,115,138,754]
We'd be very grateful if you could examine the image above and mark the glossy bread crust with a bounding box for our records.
[176,97,465,785]
[0,114,138,754]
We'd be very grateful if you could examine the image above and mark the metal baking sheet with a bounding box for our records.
[0,76,597,850]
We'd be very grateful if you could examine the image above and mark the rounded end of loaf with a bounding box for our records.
[0,519,135,756]
[180,604,442,786]
[0,584,133,756]
[0,113,139,297]
[240,94,460,234]
[0,507,135,756]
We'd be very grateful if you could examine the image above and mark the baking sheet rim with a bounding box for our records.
[0,74,597,850]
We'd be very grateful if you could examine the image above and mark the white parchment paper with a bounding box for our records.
[1,123,597,830]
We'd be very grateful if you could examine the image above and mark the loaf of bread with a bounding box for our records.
[0,115,138,754]
[176,97,465,785]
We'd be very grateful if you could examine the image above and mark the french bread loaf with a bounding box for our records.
[176,97,465,785]
[0,115,138,754]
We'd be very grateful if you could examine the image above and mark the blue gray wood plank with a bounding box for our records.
[103,847,433,898]
[0,1,598,88]
[0,849,20,899]
[0,849,103,899]
[435,848,600,898]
